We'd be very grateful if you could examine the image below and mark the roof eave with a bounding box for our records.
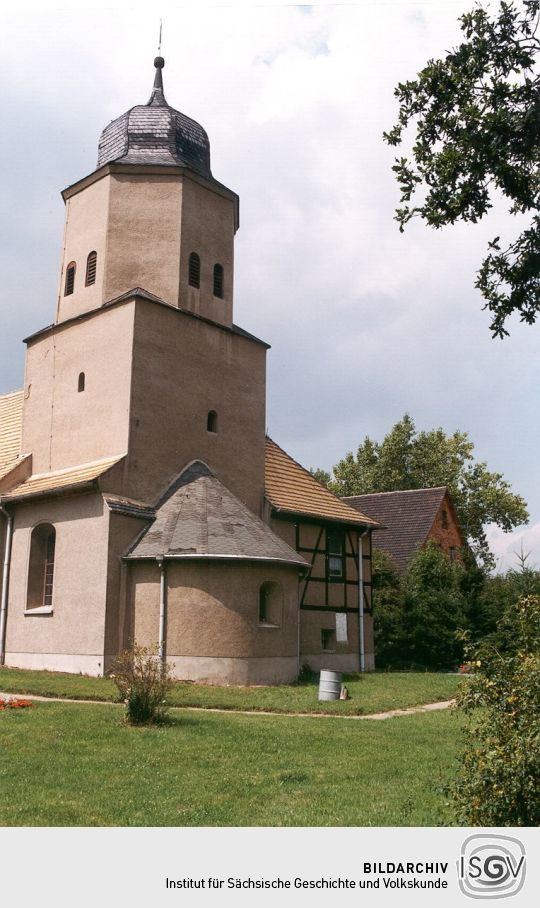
[268,502,379,529]
[123,552,310,573]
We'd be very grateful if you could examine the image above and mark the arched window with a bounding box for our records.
[78,372,85,392]
[207,410,218,433]
[188,252,201,288]
[64,262,76,296]
[85,251,97,286]
[213,264,224,298]
[258,581,283,626]
[27,524,56,612]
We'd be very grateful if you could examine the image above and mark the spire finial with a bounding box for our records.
[148,43,166,106]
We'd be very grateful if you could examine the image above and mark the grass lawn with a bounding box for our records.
[0,701,465,826]
[0,666,462,715]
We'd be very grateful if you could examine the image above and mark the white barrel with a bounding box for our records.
[318,669,343,701]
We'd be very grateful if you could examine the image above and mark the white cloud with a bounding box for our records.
[0,1,537,567]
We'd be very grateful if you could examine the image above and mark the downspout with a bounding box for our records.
[0,504,14,666]
[157,556,167,670]
[358,529,368,673]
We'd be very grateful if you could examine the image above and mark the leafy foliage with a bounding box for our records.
[111,643,173,725]
[329,414,528,567]
[309,466,331,487]
[384,1,540,336]
[451,595,540,825]
[374,542,470,670]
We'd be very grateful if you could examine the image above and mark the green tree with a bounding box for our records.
[309,467,331,487]
[450,595,540,825]
[384,1,540,337]
[371,550,405,667]
[330,414,528,567]
[373,543,469,669]
[402,542,469,669]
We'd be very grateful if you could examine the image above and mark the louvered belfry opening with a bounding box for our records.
[189,252,201,288]
[64,263,76,296]
[213,263,224,298]
[85,251,97,286]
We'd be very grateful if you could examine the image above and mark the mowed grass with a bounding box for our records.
[0,667,462,716]
[0,701,464,826]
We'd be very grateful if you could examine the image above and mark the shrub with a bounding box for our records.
[374,542,469,669]
[450,596,540,826]
[111,643,173,725]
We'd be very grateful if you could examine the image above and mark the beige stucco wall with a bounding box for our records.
[126,298,267,511]
[128,560,300,684]
[57,167,236,329]
[56,175,110,322]
[104,172,183,306]
[4,492,111,675]
[22,303,134,474]
[179,177,235,326]
[103,510,151,670]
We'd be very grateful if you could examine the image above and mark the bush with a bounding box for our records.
[374,543,469,669]
[450,596,540,826]
[111,643,173,725]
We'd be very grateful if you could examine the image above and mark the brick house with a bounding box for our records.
[344,487,465,574]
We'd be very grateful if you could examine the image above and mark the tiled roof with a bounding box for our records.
[0,389,24,480]
[344,487,450,572]
[2,455,125,502]
[127,461,307,567]
[265,438,378,527]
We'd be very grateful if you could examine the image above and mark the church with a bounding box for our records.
[0,57,377,685]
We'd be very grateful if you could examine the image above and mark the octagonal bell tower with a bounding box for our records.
[56,57,239,328]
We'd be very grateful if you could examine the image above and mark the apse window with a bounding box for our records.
[213,263,224,298]
[78,372,85,393]
[85,251,97,286]
[258,581,282,626]
[64,262,76,296]
[326,527,344,580]
[207,410,218,433]
[26,524,56,613]
[188,252,201,288]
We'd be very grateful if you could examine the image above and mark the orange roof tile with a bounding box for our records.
[2,455,125,501]
[265,437,378,527]
[0,389,24,478]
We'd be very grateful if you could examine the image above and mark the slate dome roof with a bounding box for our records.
[96,57,212,178]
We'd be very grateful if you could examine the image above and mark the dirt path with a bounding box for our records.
[0,691,455,720]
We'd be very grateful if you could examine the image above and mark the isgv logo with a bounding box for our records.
[458,835,526,899]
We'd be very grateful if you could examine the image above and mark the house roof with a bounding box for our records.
[265,437,378,527]
[344,487,452,572]
[0,389,24,481]
[1,455,125,502]
[126,460,308,568]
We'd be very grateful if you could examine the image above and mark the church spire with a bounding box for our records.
[148,56,167,107]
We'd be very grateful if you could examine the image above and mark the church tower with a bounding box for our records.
[21,58,267,514]
[56,57,238,328]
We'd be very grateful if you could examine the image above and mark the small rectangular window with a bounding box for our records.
[326,527,344,579]
[321,629,335,651]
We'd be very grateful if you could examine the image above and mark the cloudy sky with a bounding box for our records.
[1,0,538,570]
